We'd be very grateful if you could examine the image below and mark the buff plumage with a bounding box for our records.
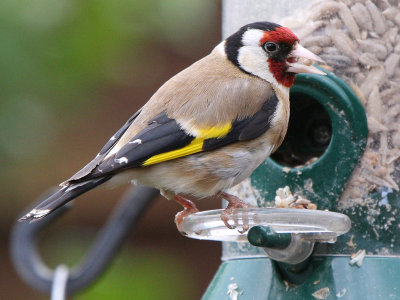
[20,21,325,231]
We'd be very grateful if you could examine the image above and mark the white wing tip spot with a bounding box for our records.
[129,139,142,145]
[20,208,51,221]
[115,157,129,164]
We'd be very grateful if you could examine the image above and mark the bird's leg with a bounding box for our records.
[220,192,251,232]
[173,195,199,233]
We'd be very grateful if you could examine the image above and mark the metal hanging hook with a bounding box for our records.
[10,185,159,297]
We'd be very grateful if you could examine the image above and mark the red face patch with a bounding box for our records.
[259,26,299,46]
[268,58,296,87]
[260,26,299,88]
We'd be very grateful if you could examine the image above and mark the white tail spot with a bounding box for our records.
[115,157,128,164]
[129,139,142,145]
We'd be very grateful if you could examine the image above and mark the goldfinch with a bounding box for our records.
[20,22,325,231]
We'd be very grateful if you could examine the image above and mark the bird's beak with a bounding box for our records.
[286,44,326,75]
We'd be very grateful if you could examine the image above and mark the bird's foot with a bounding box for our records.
[173,195,199,234]
[221,192,251,233]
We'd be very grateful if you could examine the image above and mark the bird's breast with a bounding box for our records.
[269,88,290,152]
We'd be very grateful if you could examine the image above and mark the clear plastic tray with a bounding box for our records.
[180,208,351,243]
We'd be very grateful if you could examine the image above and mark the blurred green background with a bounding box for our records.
[1,1,222,299]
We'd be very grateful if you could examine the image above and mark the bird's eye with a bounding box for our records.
[264,42,278,52]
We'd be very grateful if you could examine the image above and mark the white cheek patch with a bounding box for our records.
[237,46,277,84]
[239,29,275,82]
[241,29,264,46]
[237,46,290,97]
[239,29,292,94]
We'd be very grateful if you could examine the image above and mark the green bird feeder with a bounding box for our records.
[182,1,400,298]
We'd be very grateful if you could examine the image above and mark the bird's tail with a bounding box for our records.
[19,176,112,222]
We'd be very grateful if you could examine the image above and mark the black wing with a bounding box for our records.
[63,108,142,184]
[72,95,279,181]
[202,95,279,151]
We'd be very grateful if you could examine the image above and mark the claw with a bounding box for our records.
[174,206,199,233]
[220,192,252,232]
[171,195,199,234]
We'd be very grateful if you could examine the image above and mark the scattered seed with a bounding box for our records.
[384,53,400,77]
[349,249,366,267]
[359,53,380,67]
[308,1,341,21]
[338,2,360,39]
[277,0,400,226]
[349,81,366,105]
[351,3,373,31]
[336,288,347,298]
[382,6,399,21]
[296,21,324,39]
[283,280,290,291]
[357,39,387,60]
[321,54,352,68]
[384,27,398,45]
[329,28,359,60]
[368,117,387,133]
[367,86,383,122]
[323,46,341,55]
[312,287,330,299]
[366,0,386,34]
[307,45,323,55]
[347,235,356,248]
[302,35,332,48]
[360,66,386,96]
[360,30,368,39]
[394,13,400,26]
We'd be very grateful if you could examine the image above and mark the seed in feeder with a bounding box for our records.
[351,3,373,31]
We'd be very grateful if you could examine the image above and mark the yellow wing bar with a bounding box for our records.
[196,123,232,138]
[142,123,232,166]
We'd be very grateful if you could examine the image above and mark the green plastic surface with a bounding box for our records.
[223,69,369,260]
[203,257,400,299]
[205,70,400,299]
[251,70,368,210]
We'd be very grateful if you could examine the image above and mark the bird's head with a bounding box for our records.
[224,22,325,88]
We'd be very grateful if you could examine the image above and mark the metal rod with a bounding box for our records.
[10,185,159,296]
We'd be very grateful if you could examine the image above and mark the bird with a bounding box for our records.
[19,21,325,232]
